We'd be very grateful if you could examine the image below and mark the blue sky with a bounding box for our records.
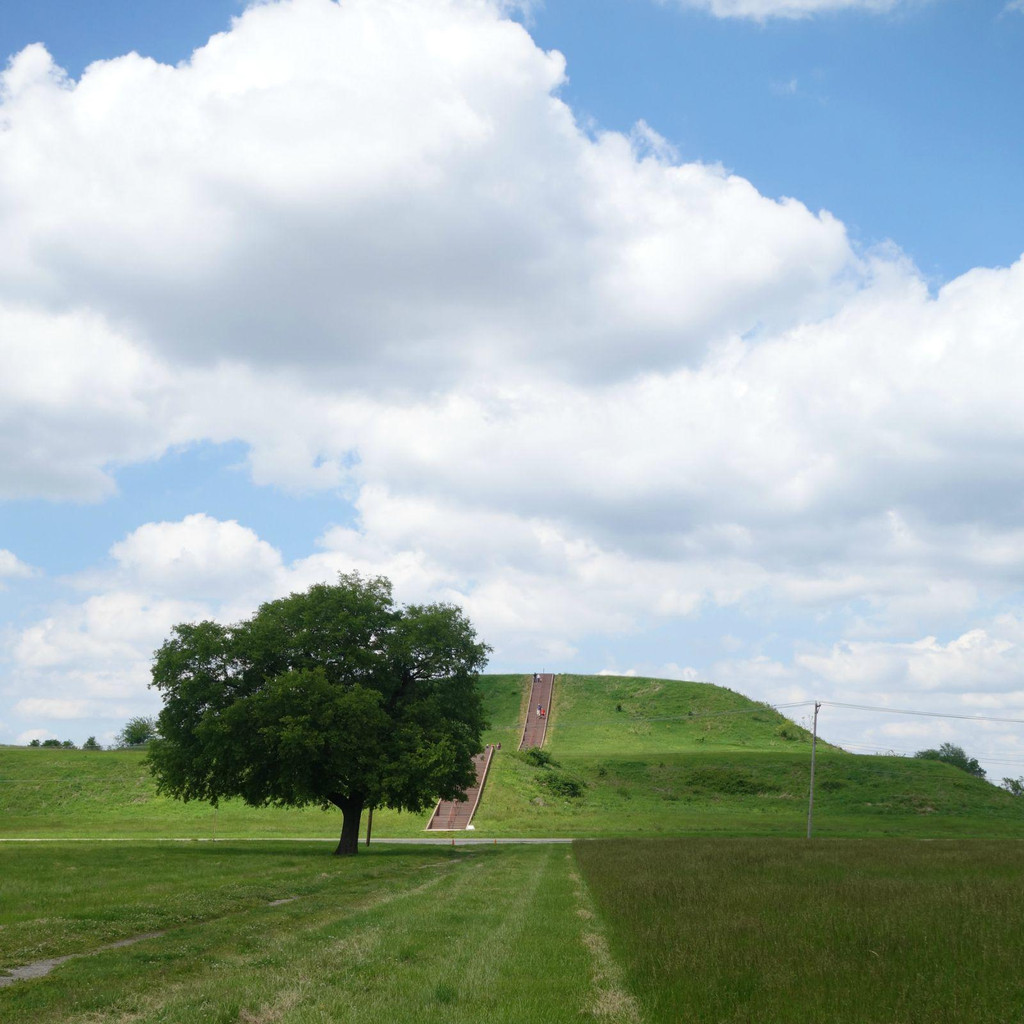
[1,0,1023,775]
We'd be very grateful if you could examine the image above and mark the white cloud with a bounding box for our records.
[0,0,854,399]
[660,0,910,20]
[3,515,290,731]
[108,514,284,600]
[0,549,34,581]
[798,626,1024,696]
[14,698,111,721]
[0,302,185,501]
[2,0,1024,752]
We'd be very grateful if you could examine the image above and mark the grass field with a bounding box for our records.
[3,672,1022,841]
[575,837,1024,1024]
[0,841,619,1024]
[4,838,1024,1022]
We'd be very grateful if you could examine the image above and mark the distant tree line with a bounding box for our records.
[25,716,158,751]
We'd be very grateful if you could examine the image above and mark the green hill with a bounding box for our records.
[475,673,1023,838]
[547,673,825,754]
[2,673,1021,840]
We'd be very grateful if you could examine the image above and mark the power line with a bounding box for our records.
[819,700,1024,726]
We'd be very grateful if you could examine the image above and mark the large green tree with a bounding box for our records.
[147,574,490,855]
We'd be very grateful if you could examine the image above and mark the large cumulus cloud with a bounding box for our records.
[2,0,1024,759]
[0,0,852,395]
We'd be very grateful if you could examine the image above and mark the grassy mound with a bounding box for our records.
[475,672,1023,838]
[2,673,1021,839]
[548,673,823,754]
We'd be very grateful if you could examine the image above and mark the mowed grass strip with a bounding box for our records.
[0,842,601,1024]
[0,840,355,967]
[575,837,1024,1024]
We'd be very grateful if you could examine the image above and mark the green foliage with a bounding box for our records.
[40,739,61,748]
[914,742,986,779]
[116,716,157,748]
[522,747,557,768]
[82,736,102,751]
[27,739,41,747]
[685,766,780,796]
[542,771,585,799]
[147,573,490,854]
[1002,777,1024,797]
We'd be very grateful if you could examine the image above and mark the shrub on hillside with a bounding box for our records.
[914,743,986,779]
[542,771,585,799]
[522,748,557,769]
[686,767,781,796]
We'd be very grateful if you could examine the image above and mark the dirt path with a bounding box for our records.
[0,931,165,988]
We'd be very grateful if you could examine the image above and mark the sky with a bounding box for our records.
[1,0,1023,777]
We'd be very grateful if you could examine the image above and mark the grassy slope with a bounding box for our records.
[476,673,1023,838]
[548,673,824,754]
[0,842,605,1024]
[0,675,529,840]
[3,672,1022,838]
[576,837,1024,1024]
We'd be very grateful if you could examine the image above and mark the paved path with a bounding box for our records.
[0,837,572,844]
[520,673,554,750]
[425,743,495,831]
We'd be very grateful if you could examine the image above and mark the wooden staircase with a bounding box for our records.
[426,744,495,831]
[424,672,557,830]
[519,673,554,750]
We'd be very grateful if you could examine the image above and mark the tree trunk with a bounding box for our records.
[331,793,364,856]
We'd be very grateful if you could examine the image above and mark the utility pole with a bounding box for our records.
[806,701,821,839]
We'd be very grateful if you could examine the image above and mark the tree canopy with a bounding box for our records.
[913,742,986,779]
[147,574,490,854]
[117,716,158,748]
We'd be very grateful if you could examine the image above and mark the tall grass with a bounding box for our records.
[576,837,1024,1023]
